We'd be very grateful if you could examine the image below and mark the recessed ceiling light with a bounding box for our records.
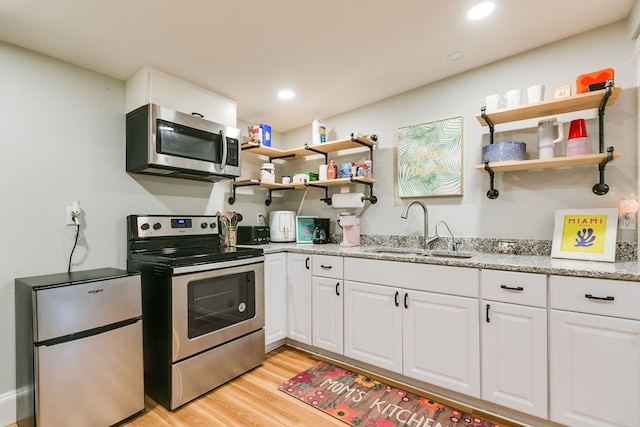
[278,89,295,100]
[467,2,495,20]
[447,51,464,61]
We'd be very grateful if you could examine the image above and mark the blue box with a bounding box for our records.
[260,124,271,147]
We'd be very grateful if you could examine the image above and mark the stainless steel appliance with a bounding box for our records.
[15,268,144,427]
[126,214,265,410]
[126,104,242,182]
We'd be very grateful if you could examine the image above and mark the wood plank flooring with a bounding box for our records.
[120,346,344,427]
[8,346,522,427]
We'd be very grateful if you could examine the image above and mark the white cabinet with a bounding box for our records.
[480,270,547,419]
[344,258,480,398]
[125,66,237,126]
[344,280,403,372]
[549,275,640,427]
[312,255,343,354]
[264,253,287,349]
[286,253,312,345]
[403,289,479,397]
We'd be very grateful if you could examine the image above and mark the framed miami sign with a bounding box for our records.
[551,208,618,262]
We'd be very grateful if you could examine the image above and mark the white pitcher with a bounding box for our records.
[537,118,564,159]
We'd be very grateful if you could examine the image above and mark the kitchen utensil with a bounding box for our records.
[527,85,545,103]
[567,118,589,156]
[537,118,563,159]
[500,89,522,108]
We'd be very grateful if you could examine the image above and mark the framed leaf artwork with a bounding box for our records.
[397,116,463,197]
[551,208,618,262]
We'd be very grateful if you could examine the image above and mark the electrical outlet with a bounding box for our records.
[256,212,265,225]
[619,211,636,230]
[66,206,77,225]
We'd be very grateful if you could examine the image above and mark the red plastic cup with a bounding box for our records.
[568,119,588,139]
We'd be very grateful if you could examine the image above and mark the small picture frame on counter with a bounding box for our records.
[296,216,318,243]
[551,208,618,262]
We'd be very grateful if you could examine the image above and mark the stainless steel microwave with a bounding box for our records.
[126,104,241,182]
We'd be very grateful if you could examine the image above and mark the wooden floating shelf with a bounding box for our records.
[241,135,376,160]
[475,87,622,127]
[475,152,622,173]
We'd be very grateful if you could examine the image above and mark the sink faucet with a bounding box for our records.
[400,201,439,250]
[436,221,458,251]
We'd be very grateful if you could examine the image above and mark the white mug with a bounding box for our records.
[527,85,545,104]
[480,94,500,112]
[318,164,328,181]
[500,89,522,108]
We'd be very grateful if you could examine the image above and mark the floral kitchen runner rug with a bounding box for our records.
[279,361,501,427]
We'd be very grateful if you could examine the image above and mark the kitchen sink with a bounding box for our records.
[364,248,424,255]
[426,251,473,259]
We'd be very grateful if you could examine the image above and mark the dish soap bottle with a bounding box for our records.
[327,160,337,179]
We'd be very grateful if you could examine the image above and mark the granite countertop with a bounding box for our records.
[257,243,640,282]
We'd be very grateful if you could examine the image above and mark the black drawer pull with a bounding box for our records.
[335,282,340,296]
[585,294,615,301]
[486,304,491,322]
[500,285,524,291]
[394,291,399,307]
[305,257,310,270]
[320,265,333,269]
[404,293,409,309]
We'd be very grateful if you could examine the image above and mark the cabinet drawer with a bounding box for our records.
[481,270,547,308]
[550,275,640,320]
[313,255,343,279]
[344,258,478,298]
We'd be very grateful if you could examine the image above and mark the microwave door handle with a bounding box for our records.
[220,129,228,170]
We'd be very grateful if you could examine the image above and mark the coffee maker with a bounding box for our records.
[312,218,331,244]
[337,212,360,247]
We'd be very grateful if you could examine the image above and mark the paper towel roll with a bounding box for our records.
[331,193,365,208]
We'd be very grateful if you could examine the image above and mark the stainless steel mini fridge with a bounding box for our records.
[15,268,144,427]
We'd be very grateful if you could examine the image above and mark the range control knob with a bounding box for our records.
[153,223,161,230]
[140,223,150,231]
[209,222,217,229]
[201,222,208,229]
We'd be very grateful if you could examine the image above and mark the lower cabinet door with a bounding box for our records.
[265,253,287,346]
[344,281,403,373]
[312,277,344,354]
[482,301,547,418]
[550,309,640,426]
[404,290,480,398]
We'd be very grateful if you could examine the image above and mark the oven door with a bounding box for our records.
[171,258,264,362]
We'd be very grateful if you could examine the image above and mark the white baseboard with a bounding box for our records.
[0,389,17,426]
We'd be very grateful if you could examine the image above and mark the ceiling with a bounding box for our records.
[0,0,635,132]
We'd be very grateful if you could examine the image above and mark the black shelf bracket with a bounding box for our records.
[349,175,378,204]
[483,161,499,199]
[228,179,296,206]
[303,142,329,164]
[480,107,495,145]
[592,80,615,196]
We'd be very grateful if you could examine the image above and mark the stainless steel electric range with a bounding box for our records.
[126,214,265,410]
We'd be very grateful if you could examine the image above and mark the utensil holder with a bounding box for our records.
[222,225,237,247]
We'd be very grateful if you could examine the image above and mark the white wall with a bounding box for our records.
[278,21,638,242]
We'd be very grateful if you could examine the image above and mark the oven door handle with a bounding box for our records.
[173,256,265,275]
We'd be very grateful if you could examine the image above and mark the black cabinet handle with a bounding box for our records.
[191,112,204,118]
[305,257,309,270]
[500,284,524,291]
[394,291,399,307]
[404,293,409,309]
[335,282,340,296]
[321,265,333,269]
[486,304,491,322]
[585,294,615,301]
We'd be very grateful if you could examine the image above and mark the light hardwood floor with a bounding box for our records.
[9,346,521,427]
